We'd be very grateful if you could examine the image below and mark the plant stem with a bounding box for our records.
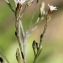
[33,14,51,63]
[19,20,27,63]
[23,37,27,63]
[0,50,9,63]
[5,0,15,12]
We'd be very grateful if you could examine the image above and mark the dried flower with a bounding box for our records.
[48,4,57,14]
[14,0,26,7]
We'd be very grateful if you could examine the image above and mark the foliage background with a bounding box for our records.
[0,0,63,63]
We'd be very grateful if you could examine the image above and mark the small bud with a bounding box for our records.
[0,57,3,63]
[17,3,22,8]
[21,52,24,59]
[40,2,45,16]
[36,42,39,50]
[16,48,21,62]
[32,40,36,49]
[32,40,37,56]
[40,34,43,38]
[15,31,17,36]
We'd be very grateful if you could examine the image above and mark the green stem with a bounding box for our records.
[33,14,51,63]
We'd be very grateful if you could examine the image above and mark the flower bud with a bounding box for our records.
[40,2,45,15]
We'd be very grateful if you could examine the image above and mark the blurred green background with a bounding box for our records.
[0,0,63,63]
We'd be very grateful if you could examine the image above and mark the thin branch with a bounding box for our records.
[39,14,51,47]
[19,20,25,37]
[19,20,27,63]
[0,49,10,63]
[26,17,41,37]
[27,0,33,6]
[20,0,34,17]
[26,1,44,37]
[22,37,27,63]
[26,25,37,37]
[33,14,51,63]
[17,18,26,63]
[5,0,15,13]
[33,46,42,63]
[28,1,38,29]
[20,5,28,18]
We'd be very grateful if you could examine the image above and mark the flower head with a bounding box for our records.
[48,4,57,11]
[14,0,26,7]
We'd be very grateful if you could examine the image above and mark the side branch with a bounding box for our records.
[19,20,25,37]
[28,2,38,29]
[26,1,45,37]
[19,20,27,63]
[26,17,41,37]
[33,14,51,63]
[0,49,10,63]
[20,0,36,17]
[5,0,15,13]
